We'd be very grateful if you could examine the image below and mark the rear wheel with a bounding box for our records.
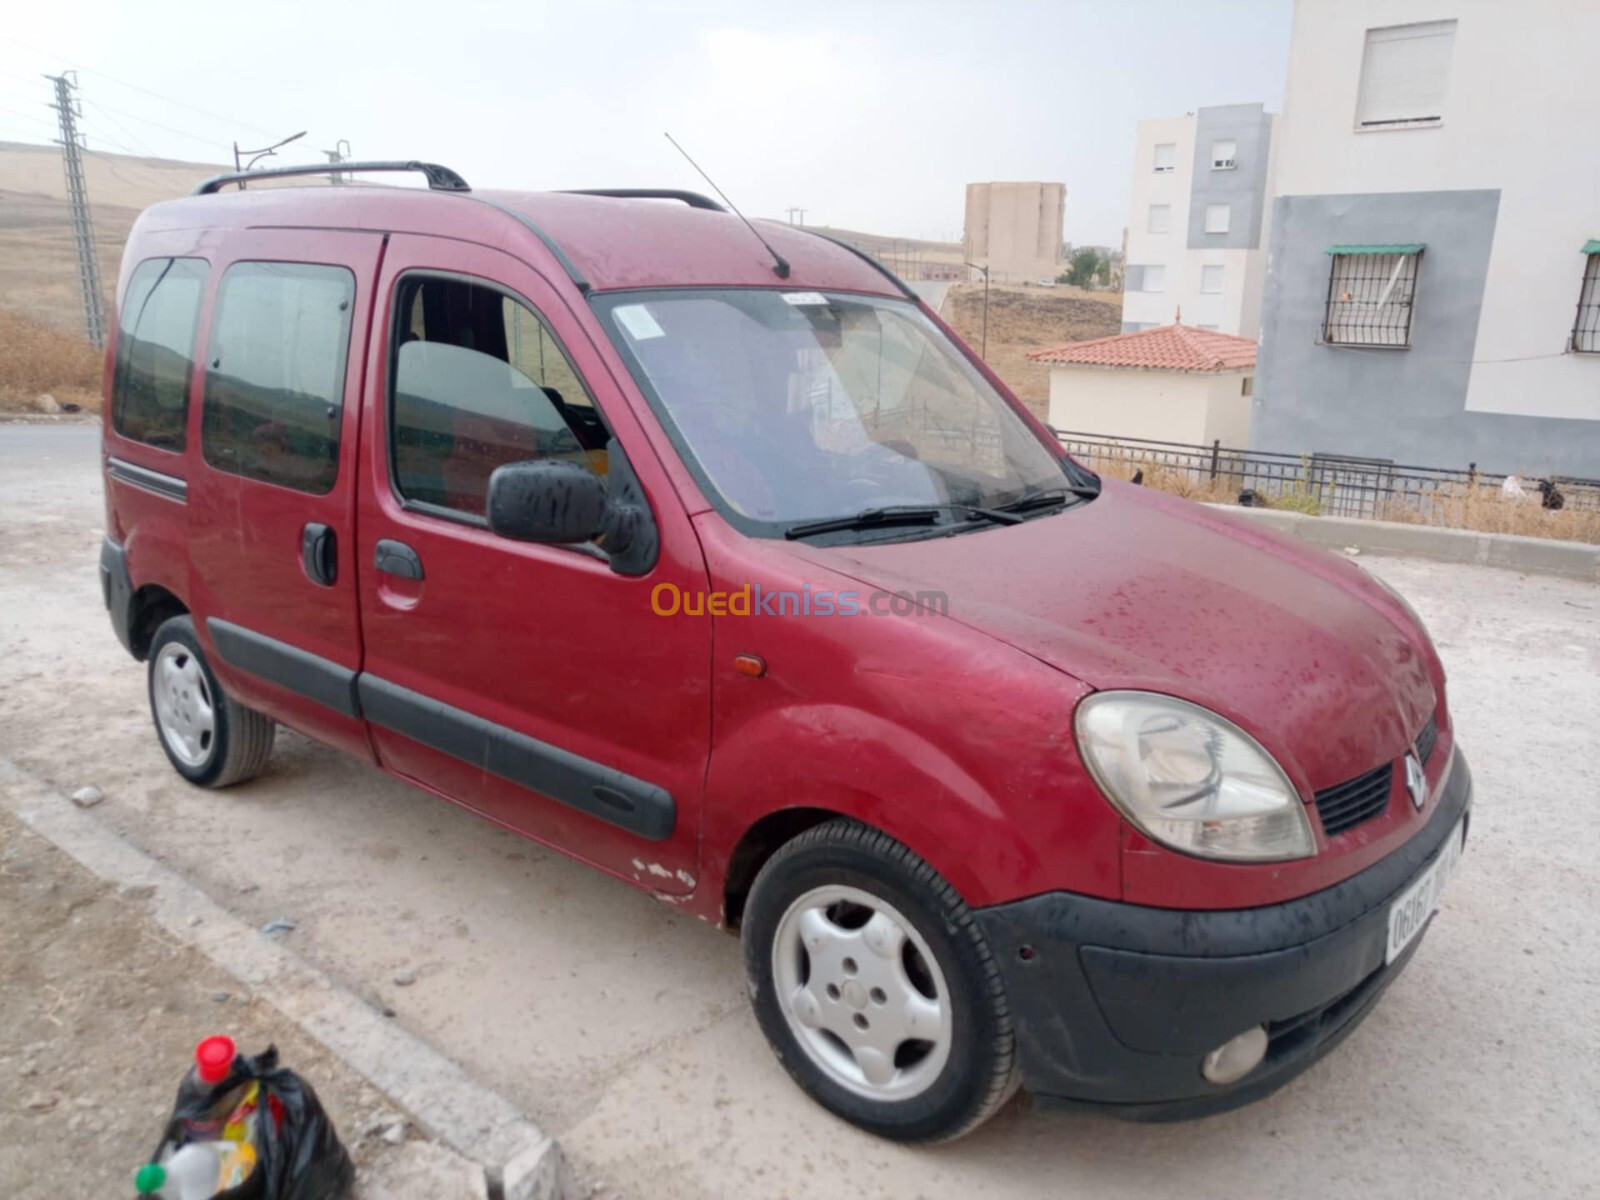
[147,616,275,788]
[741,820,1020,1141]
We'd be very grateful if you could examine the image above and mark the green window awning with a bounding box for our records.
[1325,243,1426,255]
[1582,239,1600,255]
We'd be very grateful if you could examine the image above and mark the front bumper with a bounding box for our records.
[974,746,1472,1120]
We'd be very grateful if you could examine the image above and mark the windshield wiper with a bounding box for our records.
[785,503,1023,541]
[996,483,1100,515]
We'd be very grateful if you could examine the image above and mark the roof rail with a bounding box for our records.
[560,188,725,212]
[193,160,470,196]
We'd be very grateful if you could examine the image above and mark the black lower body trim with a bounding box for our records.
[107,457,188,503]
[975,748,1472,1117]
[206,618,361,719]
[357,675,675,842]
[100,536,136,657]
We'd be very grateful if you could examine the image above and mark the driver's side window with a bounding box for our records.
[390,275,608,517]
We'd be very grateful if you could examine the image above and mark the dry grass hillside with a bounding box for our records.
[944,282,1122,415]
[0,140,225,333]
[0,309,103,412]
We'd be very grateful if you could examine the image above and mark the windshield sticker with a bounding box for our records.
[614,304,665,340]
[782,291,829,307]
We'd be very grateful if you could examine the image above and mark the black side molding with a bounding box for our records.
[108,457,187,503]
[100,536,136,657]
[206,619,361,719]
[357,675,676,842]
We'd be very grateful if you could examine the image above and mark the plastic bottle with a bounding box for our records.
[134,1142,221,1198]
[174,1034,244,1142]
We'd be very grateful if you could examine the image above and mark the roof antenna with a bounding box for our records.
[664,132,790,279]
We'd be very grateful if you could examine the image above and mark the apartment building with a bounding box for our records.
[1121,103,1278,336]
[1253,0,1600,476]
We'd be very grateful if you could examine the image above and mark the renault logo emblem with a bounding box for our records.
[1404,754,1426,810]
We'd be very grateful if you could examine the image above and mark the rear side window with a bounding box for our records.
[111,257,208,450]
[390,275,607,517]
[202,262,355,494]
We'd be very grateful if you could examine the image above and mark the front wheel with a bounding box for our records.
[147,615,275,788]
[741,820,1020,1141]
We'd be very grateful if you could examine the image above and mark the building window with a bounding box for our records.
[1148,204,1171,234]
[1142,265,1167,293]
[1572,247,1600,353]
[202,262,356,494]
[1210,139,1237,169]
[1323,246,1422,347]
[1153,143,1176,173]
[1356,20,1457,128]
[1204,204,1231,234]
[1200,265,1225,294]
[111,257,208,451]
[1241,375,1254,396]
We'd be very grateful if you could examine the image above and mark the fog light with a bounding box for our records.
[1201,1026,1269,1085]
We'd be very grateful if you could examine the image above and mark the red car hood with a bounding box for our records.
[791,481,1437,794]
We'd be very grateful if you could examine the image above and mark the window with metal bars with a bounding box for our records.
[1572,253,1600,353]
[1324,250,1420,347]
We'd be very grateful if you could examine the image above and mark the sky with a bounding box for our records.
[0,0,1293,247]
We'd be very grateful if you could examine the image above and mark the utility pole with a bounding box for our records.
[964,261,990,360]
[232,130,307,187]
[45,72,106,347]
[784,207,807,227]
[323,138,351,185]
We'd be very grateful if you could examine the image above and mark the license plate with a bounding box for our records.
[1385,818,1464,964]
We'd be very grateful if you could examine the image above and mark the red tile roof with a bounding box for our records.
[1027,323,1257,372]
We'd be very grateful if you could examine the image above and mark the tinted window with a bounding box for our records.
[111,257,207,450]
[202,262,355,494]
[391,276,607,517]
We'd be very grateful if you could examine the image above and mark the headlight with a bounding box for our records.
[1369,572,1431,640]
[1075,692,1315,862]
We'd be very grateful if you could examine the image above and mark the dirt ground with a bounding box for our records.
[0,807,440,1199]
[943,282,1121,415]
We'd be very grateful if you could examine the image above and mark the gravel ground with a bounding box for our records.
[2,424,1598,1200]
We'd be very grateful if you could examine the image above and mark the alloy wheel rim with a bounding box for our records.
[771,884,952,1102]
[153,643,216,768]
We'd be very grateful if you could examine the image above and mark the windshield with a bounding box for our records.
[596,289,1078,536]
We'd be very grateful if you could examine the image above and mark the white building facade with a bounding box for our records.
[1253,0,1600,477]
[1121,104,1278,337]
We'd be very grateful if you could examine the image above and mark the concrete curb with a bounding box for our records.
[1207,505,1600,582]
[0,757,569,1200]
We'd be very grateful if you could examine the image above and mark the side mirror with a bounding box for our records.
[486,460,608,545]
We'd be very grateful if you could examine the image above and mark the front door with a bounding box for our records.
[187,230,385,762]
[354,235,712,892]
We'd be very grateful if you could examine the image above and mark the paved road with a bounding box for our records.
[3,424,1598,1199]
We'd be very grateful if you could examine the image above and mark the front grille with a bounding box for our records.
[1314,763,1393,836]
[1415,713,1439,765]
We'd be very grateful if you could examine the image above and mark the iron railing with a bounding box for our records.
[1324,252,1419,347]
[1572,253,1600,354]
[1054,430,1600,520]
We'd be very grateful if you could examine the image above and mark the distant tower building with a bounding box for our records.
[963,182,1066,284]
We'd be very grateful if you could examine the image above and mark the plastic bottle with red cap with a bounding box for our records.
[174,1035,250,1143]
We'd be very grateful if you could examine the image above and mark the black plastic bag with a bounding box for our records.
[146,1044,354,1200]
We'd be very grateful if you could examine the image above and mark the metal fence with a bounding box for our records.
[1053,430,1600,520]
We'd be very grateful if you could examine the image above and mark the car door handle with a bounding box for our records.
[301,522,337,586]
[374,538,424,580]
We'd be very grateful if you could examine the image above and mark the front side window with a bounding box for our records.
[1324,249,1421,347]
[597,289,1074,534]
[390,275,607,517]
[202,262,355,494]
[111,257,207,450]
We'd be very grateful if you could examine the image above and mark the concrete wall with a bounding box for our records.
[963,182,1065,283]
[1261,0,1600,475]
[1047,365,1250,445]
[1122,106,1276,337]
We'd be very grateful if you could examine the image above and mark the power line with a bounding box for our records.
[0,32,283,138]
[79,96,231,152]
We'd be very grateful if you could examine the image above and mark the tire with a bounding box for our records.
[741,820,1021,1142]
[147,615,275,788]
